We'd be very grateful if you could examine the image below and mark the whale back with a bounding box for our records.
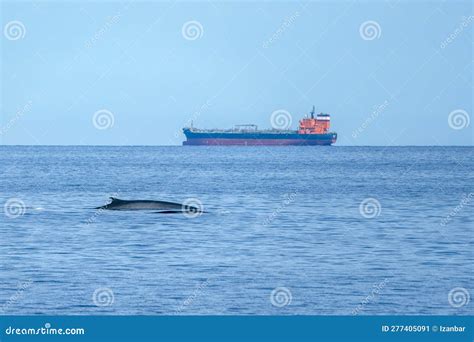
[96,197,196,211]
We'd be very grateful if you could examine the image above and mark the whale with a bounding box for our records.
[95,197,202,214]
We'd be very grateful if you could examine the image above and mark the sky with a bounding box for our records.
[0,0,472,145]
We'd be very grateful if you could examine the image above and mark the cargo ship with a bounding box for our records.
[182,107,337,146]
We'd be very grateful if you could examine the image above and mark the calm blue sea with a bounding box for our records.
[0,146,472,315]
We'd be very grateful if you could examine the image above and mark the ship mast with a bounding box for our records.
[310,105,315,119]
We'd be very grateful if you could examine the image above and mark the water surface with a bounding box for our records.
[0,146,472,315]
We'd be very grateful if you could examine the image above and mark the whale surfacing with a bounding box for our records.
[95,197,201,214]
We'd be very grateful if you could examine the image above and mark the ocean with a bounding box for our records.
[0,146,472,315]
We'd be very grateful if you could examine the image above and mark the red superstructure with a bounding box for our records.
[298,107,331,134]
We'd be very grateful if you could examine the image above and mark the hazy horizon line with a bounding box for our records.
[0,144,473,147]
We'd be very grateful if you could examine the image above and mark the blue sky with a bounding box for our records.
[1,0,472,145]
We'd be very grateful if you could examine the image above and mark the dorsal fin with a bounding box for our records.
[109,197,121,202]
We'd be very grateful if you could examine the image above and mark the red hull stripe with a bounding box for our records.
[183,139,335,146]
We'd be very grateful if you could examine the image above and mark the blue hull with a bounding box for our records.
[183,129,337,146]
